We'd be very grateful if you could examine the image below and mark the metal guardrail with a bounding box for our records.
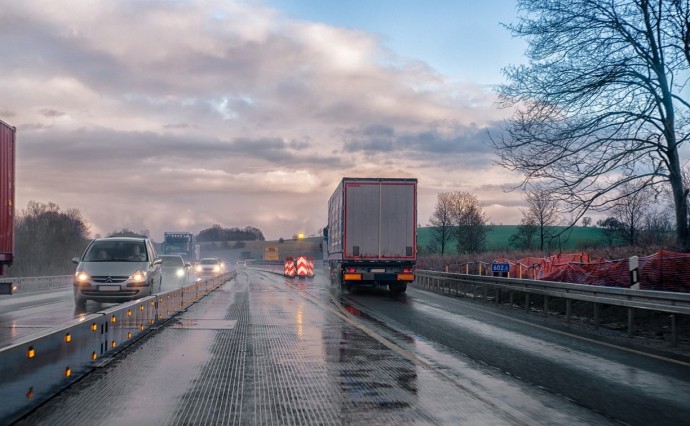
[414,270,690,344]
[0,275,73,295]
[0,271,236,424]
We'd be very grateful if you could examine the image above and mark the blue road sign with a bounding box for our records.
[490,262,510,273]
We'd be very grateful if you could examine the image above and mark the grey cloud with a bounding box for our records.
[39,108,66,117]
[340,122,498,169]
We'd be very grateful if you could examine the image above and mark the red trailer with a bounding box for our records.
[0,119,15,291]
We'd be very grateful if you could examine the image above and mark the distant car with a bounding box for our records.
[196,257,222,277]
[159,254,190,287]
[72,237,162,308]
[236,260,246,267]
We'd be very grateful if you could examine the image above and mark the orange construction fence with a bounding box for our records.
[493,250,690,292]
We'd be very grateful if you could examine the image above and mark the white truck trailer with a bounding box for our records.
[327,177,417,294]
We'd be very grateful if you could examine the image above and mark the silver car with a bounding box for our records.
[195,257,222,277]
[159,254,190,287]
[72,237,162,307]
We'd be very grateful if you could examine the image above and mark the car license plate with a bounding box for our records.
[370,268,385,273]
[99,285,120,292]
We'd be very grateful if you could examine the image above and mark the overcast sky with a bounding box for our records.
[1,0,528,241]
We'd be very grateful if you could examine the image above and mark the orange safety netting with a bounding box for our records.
[497,250,690,292]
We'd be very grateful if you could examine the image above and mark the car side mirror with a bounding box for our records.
[153,259,162,265]
[72,257,80,264]
[185,263,191,268]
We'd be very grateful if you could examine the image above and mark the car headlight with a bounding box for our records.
[75,271,90,283]
[213,265,220,273]
[176,268,185,277]
[196,265,202,272]
[129,270,148,283]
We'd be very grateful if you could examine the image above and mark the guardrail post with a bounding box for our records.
[628,308,635,337]
[525,293,530,314]
[670,315,677,347]
[483,285,488,302]
[495,289,500,305]
[566,299,572,323]
[593,303,599,329]
[509,291,514,308]
[544,295,549,317]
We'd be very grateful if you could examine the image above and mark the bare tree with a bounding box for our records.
[493,0,690,248]
[641,208,675,245]
[428,192,454,255]
[449,192,488,253]
[510,216,538,250]
[582,217,592,227]
[524,187,561,250]
[610,183,653,246]
[11,201,90,276]
[597,217,624,247]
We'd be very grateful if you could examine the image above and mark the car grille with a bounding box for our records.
[92,275,129,283]
[82,290,138,296]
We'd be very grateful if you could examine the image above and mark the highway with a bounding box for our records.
[8,267,689,425]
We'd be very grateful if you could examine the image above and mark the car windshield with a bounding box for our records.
[83,241,148,262]
[200,259,218,265]
[160,255,184,266]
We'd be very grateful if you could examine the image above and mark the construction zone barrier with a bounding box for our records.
[295,256,314,278]
[423,250,690,293]
[284,258,295,278]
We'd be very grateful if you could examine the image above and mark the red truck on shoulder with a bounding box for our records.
[0,119,15,294]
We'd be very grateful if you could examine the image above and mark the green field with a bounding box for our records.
[417,225,607,253]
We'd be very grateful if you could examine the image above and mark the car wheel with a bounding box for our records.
[74,295,86,309]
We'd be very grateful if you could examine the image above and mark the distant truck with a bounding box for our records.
[327,177,417,294]
[0,120,15,294]
[162,232,196,264]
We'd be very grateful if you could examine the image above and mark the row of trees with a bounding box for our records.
[426,182,677,255]
[10,201,91,277]
[196,225,265,242]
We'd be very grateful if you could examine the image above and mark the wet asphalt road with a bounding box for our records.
[12,268,690,425]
